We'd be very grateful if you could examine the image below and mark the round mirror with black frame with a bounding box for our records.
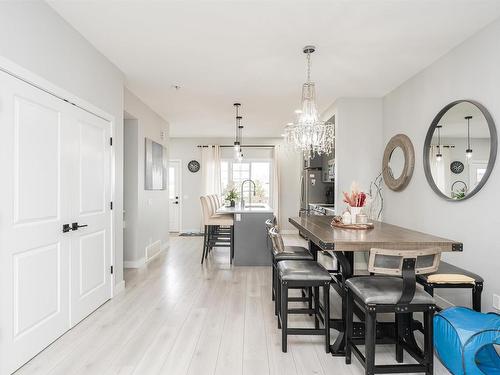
[423,100,497,201]
[382,134,415,191]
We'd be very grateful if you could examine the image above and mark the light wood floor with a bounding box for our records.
[16,235,450,375]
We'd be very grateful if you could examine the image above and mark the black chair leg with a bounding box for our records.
[230,225,234,264]
[308,287,313,316]
[277,276,281,328]
[323,283,330,353]
[201,225,208,264]
[314,286,320,329]
[281,281,288,352]
[395,313,403,363]
[345,289,353,364]
[365,307,376,375]
[424,309,435,375]
[272,262,276,302]
[473,283,482,312]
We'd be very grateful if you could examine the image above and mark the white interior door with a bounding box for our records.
[168,160,181,232]
[69,107,112,325]
[0,71,71,374]
[0,70,112,374]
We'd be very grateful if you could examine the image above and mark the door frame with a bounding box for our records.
[0,55,117,298]
[169,159,182,233]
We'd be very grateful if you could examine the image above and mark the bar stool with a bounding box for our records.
[269,228,331,353]
[200,196,234,264]
[266,225,314,315]
[345,248,441,375]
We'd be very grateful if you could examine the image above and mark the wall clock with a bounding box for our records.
[450,161,464,174]
[188,160,200,173]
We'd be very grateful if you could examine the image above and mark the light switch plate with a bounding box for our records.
[493,294,500,311]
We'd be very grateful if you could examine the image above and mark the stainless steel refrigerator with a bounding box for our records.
[300,168,334,213]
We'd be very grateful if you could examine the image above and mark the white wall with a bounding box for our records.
[124,89,170,267]
[0,2,125,286]
[383,18,500,311]
[169,137,301,232]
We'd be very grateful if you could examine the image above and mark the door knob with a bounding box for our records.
[71,222,88,231]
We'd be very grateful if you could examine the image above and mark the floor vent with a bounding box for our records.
[146,240,162,262]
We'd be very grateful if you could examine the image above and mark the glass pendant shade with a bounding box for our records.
[465,116,473,159]
[284,46,335,159]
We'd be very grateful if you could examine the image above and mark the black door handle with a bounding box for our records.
[71,222,88,231]
[174,201,179,204]
[63,224,71,233]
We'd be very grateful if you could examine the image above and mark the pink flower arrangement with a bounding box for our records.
[343,182,367,207]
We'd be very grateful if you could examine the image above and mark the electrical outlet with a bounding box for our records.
[493,294,500,311]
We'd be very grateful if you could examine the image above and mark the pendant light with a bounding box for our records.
[465,115,473,159]
[233,103,243,161]
[284,45,335,159]
[436,125,443,162]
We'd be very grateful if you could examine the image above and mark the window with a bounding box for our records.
[221,159,273,204]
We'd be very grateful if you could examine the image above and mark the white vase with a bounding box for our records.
[350,206,362,224]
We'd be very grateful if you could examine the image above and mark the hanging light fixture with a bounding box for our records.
[436,125,443,162]
[233,103,243,161]
[465,115,473,159]
[284,45,335,159]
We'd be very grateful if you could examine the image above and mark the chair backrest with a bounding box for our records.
[210,194,220,210]
[268,227,285,254]
[368,248,441,276]
[265,217,277,251]
[200,196,211,225]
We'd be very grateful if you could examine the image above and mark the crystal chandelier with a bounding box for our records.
[233,103,243,161]
[284,45,335,159]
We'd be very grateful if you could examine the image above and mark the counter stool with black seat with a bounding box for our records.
[269,227,331,353]
[345,247,441,375]
[267,226,314,314]
[416,261,483,312]
[200,196,234,264]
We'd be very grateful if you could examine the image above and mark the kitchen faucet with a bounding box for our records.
[240,179,256,207]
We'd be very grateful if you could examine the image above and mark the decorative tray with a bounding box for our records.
[330,221,374,230]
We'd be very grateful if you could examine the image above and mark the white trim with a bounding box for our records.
[180,228,203,234]
[0,55,117,300]
[113,280,126,295]
[124,258,146,269]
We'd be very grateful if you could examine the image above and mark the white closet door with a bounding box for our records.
[69,107,112,325]
[0,71,71,374]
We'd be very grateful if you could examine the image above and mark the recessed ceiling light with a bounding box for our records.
[287,122,293,126]
[294,109,302,114]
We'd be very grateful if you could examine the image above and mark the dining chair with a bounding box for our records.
[266,223,313,312]
[199,196,234,264]
[345,247,441,375]
[269,227,331,353]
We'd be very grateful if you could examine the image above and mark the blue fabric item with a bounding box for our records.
[434,306,500,375]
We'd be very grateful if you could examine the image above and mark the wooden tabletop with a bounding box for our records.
[289,216,462,252]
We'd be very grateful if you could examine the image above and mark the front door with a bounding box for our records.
[168,160,181,232]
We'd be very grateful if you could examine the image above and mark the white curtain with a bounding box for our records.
[429,146,451,196]
[201,145,222,196]
[272,145,281,227]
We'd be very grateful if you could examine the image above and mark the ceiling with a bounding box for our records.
[48,0,500,138]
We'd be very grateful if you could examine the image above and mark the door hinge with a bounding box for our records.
[110,137,113,146]
[110,201,113,210]
[110,265,114,274]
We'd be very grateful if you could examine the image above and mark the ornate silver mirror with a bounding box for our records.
[382,134,415,191]
[423,100,497,201]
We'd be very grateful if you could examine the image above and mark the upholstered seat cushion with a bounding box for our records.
[277,260,331,281]
[207,214,234,226]
[273,246,314,261]
[346,276,435,305]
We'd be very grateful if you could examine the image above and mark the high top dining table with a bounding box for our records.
[289,215,463,356]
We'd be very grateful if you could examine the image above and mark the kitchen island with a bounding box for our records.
[217,203,274,266]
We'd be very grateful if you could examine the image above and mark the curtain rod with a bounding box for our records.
[197,145,275,149]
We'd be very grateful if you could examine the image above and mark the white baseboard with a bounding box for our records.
[161,241,170,251]
[113,280,125,295]
[281,229,299,235]
[124,257,145,269]
[181,228,202,234]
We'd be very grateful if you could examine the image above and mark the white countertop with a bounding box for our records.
[217,203,273,214]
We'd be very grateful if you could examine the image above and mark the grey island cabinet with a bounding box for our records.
[217,204,274,266]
